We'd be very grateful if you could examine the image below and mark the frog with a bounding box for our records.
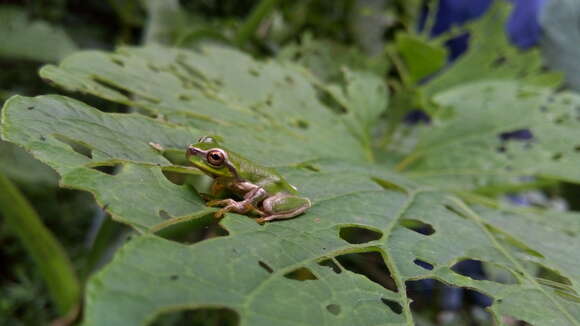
[186,136,311,223]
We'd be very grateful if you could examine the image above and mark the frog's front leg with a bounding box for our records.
[256,193,311,223]
[208,186,267,218]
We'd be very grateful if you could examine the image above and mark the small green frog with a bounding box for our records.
[186,136,311,223]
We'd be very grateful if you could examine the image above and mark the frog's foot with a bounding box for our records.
[207,199,260,219]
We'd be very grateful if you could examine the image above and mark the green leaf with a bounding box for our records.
[540,0,580,92]
[394,33,446,85]
[3,45,580,325]
[421,2,562,97]
[399,81,580,190]
[0,5,77,62]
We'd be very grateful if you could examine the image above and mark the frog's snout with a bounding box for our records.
[186,145,202,158]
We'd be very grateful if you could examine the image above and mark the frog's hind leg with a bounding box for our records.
[208,187,267,218]
[256,194,311,223]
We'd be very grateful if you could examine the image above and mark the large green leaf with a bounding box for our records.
[540,0,580,92]
[401,80,580,190]
[2,45,580,325]
[0,5,77,62]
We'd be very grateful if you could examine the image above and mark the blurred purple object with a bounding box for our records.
[404,109,431,125]
[507,0,549,49]
[499,129,534,141]
[429,0,493,60]
[421,0,549,59]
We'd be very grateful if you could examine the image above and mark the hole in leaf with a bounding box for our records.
[407,278,493,311]
[414,259,434,271]
[150,307,239,326]
[399,219,435,235]
[161,170,187,185]
[451,259,489,281]
[575,145,580,152]
[258,261,274,274]
[339,226,382,244]
[90,164,121,175]
[381,298,402,314]
[335,251,397,291]
[499,129,533,142]
[54,134,93,159]
[170,275,178,281]
[155,215,228,244]
[27,106,34,110]
[317,259,341,273]
[552,152,563,161]
[284,267,317,281]
[533,263,579,302]
[326,304,341,315]
[502,316,533,326]
[451,259,518,285]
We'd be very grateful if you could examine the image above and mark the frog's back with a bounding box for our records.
[231,152,297,195]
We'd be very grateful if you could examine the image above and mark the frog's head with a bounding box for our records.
[186,136,239,179]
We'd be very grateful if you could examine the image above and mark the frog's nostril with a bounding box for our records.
[187,146,199,156]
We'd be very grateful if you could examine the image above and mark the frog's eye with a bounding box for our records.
[206,149,225,166]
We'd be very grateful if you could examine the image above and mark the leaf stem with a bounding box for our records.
[234,0,281,47]
[0,172,80,315]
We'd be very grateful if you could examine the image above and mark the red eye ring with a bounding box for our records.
[206,150,225,166]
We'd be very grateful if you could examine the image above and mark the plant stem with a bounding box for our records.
[0,172,80,315]
[234,0,281,47]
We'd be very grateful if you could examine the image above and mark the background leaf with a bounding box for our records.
[3,43,580,325]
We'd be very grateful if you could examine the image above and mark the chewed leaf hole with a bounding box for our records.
[414,259,434,271]
[335,251,397,292]
[399,219,435,235]
[326,304,341,315]
[339,226,382,244]
[318,259,342,274]
[161,170,187,185]
[155,215,228,244]
[258,261,274,274]
[284,267,317,281]
[407,278,493,310]
[381,298,402,314]
[451,259,488,281]
[150,307,239,326]
[54,134,93,159]
[90,164,121,175]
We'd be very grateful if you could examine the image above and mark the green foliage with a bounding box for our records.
[540,0,580,91]
[2,42,580,326]
[0,5,77,62]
